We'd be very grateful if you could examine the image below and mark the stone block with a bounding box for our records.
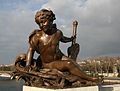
[23,85,99,91]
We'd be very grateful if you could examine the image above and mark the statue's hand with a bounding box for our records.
[71,35,76,41]
[25,65,32,72]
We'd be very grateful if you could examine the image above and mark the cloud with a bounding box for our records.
[0,1,40,64]
[78,0,120,57]
[0,0,120,64]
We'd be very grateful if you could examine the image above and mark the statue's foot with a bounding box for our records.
[91,77,102,83]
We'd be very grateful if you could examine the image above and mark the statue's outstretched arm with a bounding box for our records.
[60,32,75,43]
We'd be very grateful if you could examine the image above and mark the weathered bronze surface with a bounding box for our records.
[12,9,101,88]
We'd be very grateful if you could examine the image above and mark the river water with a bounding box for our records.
[0,79,24,91]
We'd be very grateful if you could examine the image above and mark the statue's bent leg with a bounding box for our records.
[44,60,99,82]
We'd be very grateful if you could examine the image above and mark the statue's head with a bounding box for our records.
[35,9,56,31]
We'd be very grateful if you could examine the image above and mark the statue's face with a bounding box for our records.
[38,11,53,32]
[40,20,53,32]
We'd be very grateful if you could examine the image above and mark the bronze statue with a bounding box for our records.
[13,9,101,88]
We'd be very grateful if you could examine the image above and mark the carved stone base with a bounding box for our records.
[23,85,99,91]
[23,84,120,91]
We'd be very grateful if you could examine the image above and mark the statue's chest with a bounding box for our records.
[36,33,57,46]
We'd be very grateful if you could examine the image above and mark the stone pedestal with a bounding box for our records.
[23,84,120,91]
[23,85,99,91]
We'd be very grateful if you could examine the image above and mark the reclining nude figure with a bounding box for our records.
[15,9,100,83]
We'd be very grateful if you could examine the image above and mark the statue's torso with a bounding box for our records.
[29,29,62,63]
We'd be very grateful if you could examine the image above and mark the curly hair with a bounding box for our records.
[35,9,56,25]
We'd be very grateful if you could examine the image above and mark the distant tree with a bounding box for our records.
[79,56,120,76]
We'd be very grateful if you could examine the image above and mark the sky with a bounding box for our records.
[0,0,120,64]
